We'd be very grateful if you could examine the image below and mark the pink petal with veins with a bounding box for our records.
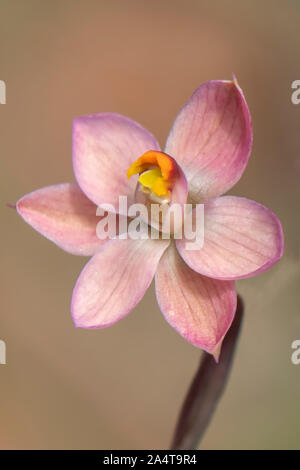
[176,196,284,280]
[165,79,252,202]
[17,183,105,256]
[71,236,170,329]
[73,113,160,213]
[155,244,237,355]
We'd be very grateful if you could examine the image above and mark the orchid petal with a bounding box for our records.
[155,244,237,354]
[165,79,252,202]
[16,183,105,256]
[176,196,284,280]
[71,236,170,329]
[73,113,160,212]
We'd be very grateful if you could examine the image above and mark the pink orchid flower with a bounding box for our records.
[16,78,283,359]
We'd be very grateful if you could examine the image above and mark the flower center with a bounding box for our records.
[127,150,176,200]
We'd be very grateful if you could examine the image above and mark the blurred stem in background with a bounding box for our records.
[171,296,244,450]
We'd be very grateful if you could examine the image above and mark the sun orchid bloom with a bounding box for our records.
[16,77,283,359]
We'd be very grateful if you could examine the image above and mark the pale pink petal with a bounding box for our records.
[71,236,170,329]
[176,196,284,280]
[16,183,105,256]
[165,79,252,202]
[155,244,237,354]
[73,113,160,212]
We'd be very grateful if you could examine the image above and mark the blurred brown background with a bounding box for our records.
[1,0,299,449]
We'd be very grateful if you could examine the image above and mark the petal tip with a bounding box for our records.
[211,342,223,363]
[16,195,29,219]
[231,72,239,87]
